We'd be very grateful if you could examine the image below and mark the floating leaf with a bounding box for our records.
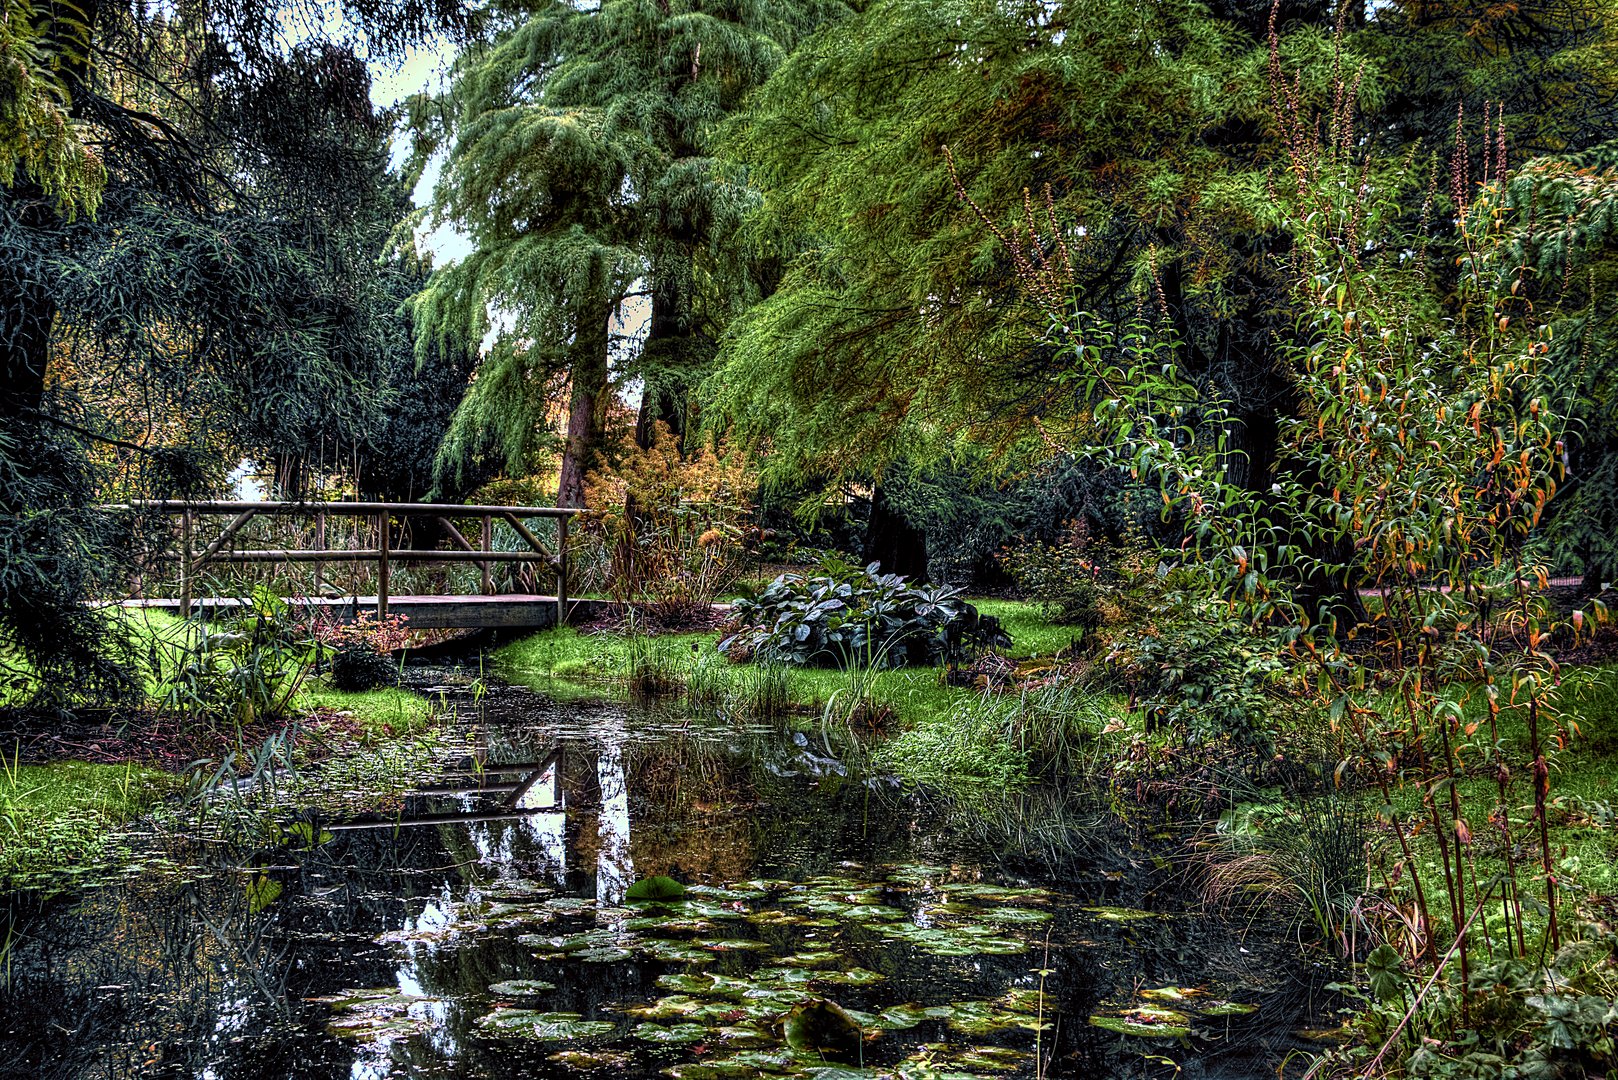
[626,876,688,901]
[782,998,863,1057]
[488,979,557,997]
[632,1021,708,1044]
[475,1008,617,1040]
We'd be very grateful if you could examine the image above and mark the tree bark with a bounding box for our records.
[557,303,612,509]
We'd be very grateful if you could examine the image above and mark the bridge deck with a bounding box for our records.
[121,594,612,630]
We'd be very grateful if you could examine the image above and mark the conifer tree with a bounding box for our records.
[409,0,846,506]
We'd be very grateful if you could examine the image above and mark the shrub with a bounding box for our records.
[1000,519,1105,629]
[154,589,312,725]
[584,423,757,628]
[717,557,1007,668]
[1102,593,1296,752]
[311,611,410,692]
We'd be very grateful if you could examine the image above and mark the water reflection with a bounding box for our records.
[595,717,633,905]
[0,681,1327,1080]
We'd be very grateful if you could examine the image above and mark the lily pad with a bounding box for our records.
[574,946,637,963]
[1199,1000,1260,1018]
[773,949,844,969]
[1083,905,1159,922]
[632,1021,709,1044]
[548,1049,633,1070]
[642,940,717,965]
[475,1007,618,1040]
[782,998,863,1057]
[626,875,687,901]
[1088,1005,1192,1039]
[693,937,772,952]
[488,979,557,997]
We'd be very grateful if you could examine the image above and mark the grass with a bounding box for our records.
[298,681,436,739]
[494,623,973,730]
[0,756,181,891]
[972,599,1085,659]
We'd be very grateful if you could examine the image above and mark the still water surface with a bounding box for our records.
[0,671,1327,1079]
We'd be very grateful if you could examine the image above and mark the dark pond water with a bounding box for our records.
[0,670,1333,1079]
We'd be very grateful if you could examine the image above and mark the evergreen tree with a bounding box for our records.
[409,0,847,507]
[0,0,466,702]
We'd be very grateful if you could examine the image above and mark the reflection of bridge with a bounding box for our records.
[116,499,590,629]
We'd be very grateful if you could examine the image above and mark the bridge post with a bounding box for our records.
[376,510,390,618]
[179,508,193,619]
[314,511,326,595]
[481,515,493,595]
[556,514,569,627]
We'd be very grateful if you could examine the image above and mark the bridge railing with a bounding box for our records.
[119,500,583,623]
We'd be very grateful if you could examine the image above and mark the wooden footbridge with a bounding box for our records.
[118,500,592,630]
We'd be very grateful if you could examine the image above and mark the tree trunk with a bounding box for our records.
[634,259,698,451]
[862,484,928,581]
[557,304,612,509]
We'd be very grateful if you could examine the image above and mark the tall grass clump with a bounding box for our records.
[1202,796,1372,955]
[625,632,684,699]
[729,662,792,722]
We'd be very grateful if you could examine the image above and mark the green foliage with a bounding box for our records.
[1000,521,1105,629]
[411,0,849,496]
[1206,798,1374,954]
[151,591,313,726]
[0,0,104,215]
[1102,594,1297,752]
[718,559,993,668]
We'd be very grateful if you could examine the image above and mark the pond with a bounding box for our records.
[0,668,1332,1079]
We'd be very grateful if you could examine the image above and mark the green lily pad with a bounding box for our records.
[693,937,772,952]
[315,989,441,1040]
[773,950,844,969]
[475,1008,618,1040]
[978,906,1054,925]
[687,884,766,901]
[937,1045,1032,1073]
[547,1049,633,1070]
[632,1021,709,1044]
[941,1000,1026,1036]
[1083,905,1159,922]
[1140,986,1205,1004]
[783,998,863,1056]
[626,875,687,901]
[1198,1000,1260,1017]
[477,878,554,902]
[574,946,637,963]
[998,986,1051,1015]
[816,967,885,987]
[488,979,557,997]
[626,916,717,934]
[936,883,1051,903]
[642,940,717,965]
[715,1024,774,1046]
[744,910,809,927]
[1088,1005,1192,1039]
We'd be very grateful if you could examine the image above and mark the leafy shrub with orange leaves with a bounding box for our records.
[584,424,757,628]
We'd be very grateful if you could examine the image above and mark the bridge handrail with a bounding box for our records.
[116,499,582,517]
[122,499,583,622]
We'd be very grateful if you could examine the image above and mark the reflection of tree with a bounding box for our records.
[595,715,633,905]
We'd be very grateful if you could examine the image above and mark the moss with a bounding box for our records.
[0,758,181,890]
